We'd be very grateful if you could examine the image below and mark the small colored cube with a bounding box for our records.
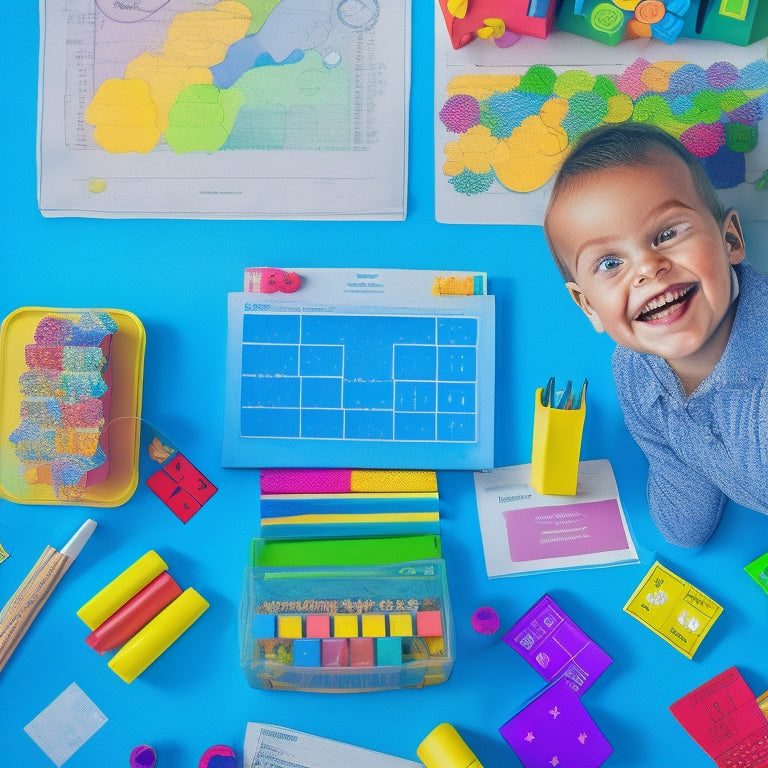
[361,613,387,637]
[416,610,443,637]
[293,639,321,667]
[321,638,349,667]
[277,615,303,638]
[349,637,375,667]
[251,613,276,639]
[388,613,414,637]
[376,637,402,666]
[306,614,331,638]
[333,614,359,638]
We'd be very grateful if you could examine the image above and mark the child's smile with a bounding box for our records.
[634,283,697,323]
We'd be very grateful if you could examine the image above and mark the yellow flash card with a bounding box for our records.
[623,561,722,659]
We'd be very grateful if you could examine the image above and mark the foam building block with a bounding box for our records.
[500,678,613,766]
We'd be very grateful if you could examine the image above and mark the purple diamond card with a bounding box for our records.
[500,678,613,767]
[503,594,612,695]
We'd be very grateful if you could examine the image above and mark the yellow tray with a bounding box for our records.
[0,307,145,507]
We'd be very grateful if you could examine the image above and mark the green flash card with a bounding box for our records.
[745,552,768,595]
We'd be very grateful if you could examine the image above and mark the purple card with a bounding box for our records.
[500,678,613,767]
[503,595,611,695]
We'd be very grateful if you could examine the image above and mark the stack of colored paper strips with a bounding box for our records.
[258,469,439,539]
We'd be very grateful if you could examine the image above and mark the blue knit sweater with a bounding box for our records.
[613,262,768,548]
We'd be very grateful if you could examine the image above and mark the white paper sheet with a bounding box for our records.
[24,683,107,767]
[37,0,410,220]
[243,722,422,768]
[434,7,768,225]
[473,459,639,577]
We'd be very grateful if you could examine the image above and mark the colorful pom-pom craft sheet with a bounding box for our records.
[0,307,145,506]
[434,22,768,224]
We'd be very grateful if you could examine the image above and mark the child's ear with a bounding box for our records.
[566,282,604,333]
[723,210,745,265]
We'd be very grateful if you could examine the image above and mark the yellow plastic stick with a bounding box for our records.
[77,550,167,630]
[108,588,209,683]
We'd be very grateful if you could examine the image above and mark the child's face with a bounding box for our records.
[547,154,744,375]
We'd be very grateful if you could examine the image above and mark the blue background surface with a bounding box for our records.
[2,3,768,766]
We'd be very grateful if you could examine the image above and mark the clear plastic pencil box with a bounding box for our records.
[239,559,455,692]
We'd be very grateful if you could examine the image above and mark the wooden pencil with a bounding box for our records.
[0,520,97,674]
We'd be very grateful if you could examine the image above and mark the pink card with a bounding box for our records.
[503,499,630,561]
[670,667,768,766]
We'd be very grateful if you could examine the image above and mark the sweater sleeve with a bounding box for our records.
[613,351,726,548]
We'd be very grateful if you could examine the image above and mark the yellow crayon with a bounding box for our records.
[77,550,167,630]
[108,587,209,683]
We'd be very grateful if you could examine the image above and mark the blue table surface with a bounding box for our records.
[3,4,768,767]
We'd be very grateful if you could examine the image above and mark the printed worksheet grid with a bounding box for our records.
[240,311,479,443]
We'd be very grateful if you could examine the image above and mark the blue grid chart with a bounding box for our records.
[223,294,495,469]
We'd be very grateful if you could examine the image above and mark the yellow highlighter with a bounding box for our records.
[108,587,209,683]
[417,722,484,768]
[77,550,168,630]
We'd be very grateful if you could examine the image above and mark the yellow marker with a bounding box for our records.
[77,550,168,630]
[417,723,484,768]
[108,587,209,683]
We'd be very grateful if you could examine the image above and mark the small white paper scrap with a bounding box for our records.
[24,682,107,766]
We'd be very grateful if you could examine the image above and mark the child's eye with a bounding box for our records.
[655,228,677,245]
[595,256,622,273]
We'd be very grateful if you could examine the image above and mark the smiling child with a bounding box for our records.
[544,122,768,549]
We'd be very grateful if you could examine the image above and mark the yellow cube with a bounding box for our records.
[333,614,359,638]
[277,615,303,638]
[388,614,414,637]
[361,614,387,637]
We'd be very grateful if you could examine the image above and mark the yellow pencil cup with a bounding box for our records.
[530,385,586,496]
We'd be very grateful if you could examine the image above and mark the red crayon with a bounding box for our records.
[86,572,183,653]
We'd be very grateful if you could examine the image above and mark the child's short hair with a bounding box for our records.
[544,122,727,281]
